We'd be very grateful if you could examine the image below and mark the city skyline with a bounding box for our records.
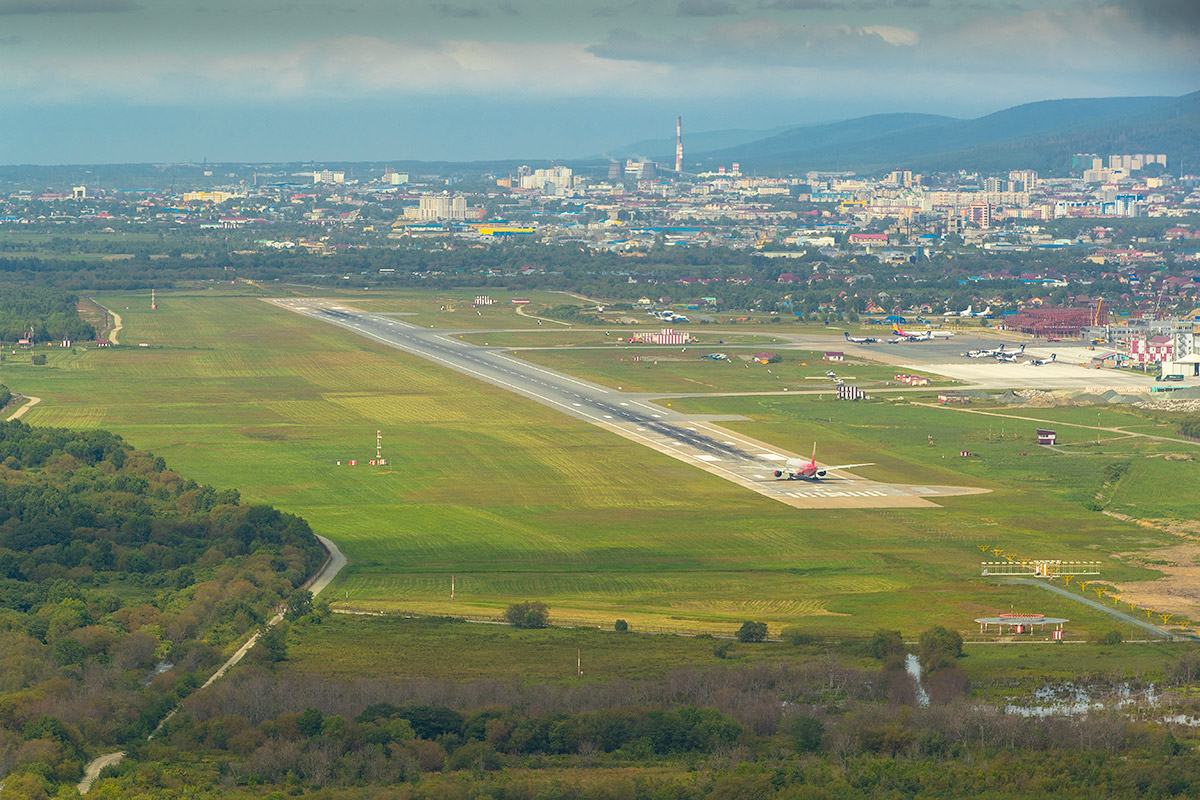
[0,0,1196,164]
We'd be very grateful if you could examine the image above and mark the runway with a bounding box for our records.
[269,299,987,509]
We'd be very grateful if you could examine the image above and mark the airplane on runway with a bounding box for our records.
[771,444,874,481]
[844,332,881,344]
[1027,353,1056,366]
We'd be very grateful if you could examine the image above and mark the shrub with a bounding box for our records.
[31,354,47,365]
[614,619,629,632]
[735,621,767,643]
[713,641,733,659]
[1092,629,1124,645]
[504,601,549,629]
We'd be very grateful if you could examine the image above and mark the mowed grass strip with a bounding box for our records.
[0,293,1182,638]
[511,348,947,395]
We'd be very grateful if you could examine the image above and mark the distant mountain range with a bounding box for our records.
[646,92,1199,176]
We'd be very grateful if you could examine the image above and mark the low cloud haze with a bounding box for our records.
[0,0,1194,163]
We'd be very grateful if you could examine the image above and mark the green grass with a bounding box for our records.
[455,330,784,348]
[509,349,949,394]
[284,614,816,683]
[343,289,580,329]
[0,293,1191,642]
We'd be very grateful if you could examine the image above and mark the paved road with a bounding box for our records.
[78,535,348,794]
[1001,578,1180,639]
[269,299,986,509]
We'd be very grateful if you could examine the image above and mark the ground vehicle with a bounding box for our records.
[1157,374,1184,382]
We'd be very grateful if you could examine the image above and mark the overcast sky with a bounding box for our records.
[1,0,1196,164]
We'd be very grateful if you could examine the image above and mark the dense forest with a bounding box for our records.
[0,287,96,343]
[0,421,326,795]
[69,634,1200,799]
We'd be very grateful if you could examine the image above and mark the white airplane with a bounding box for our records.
[844,331,881,344]
[963,343,1024,359]
[772,444,874,481]
[888,324,933,343]
[1027,353,1056,366]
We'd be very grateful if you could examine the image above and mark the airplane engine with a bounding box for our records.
[773,469,786,479]
[815,469,827,478]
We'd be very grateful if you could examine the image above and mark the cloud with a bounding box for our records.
[589,18,919,66]
[758,0,835,9]
[678,0,738,16]
[0,0,135,13]
[1114,0,1200,36]
[432,2,487,19]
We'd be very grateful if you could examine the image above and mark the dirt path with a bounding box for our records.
[515,304,573,327]
[78,534,347,794]
[88,298,122,344]
[76,751,125,794]
[4,395,41,421]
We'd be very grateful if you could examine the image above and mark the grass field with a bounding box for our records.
[455,331,786,348]
[285,615,1192,691]
[0,292,1190,645]
[510,349,951,394]
[342,289,581,330]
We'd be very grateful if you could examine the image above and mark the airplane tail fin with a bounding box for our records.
[811,442,818,465]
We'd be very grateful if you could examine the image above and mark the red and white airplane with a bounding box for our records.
[772,444,875,481]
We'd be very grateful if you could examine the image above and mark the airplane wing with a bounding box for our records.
[822,462,875,471]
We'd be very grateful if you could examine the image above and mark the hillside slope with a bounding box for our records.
[700,93,1194,174]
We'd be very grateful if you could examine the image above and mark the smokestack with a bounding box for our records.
[675,116,683,174]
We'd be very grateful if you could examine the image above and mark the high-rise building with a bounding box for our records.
[1008,170,1038,192]
[415,193,467,221]
[313,170,345,184]
[675,116,683,173]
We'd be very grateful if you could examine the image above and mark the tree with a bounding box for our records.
[258,621,289,662]
[868,630,905,661]
[505,601,549,629]
[614,619,629,632]
[297,707,324,737]
[917,625,964,672]
[735,621,767,643]
[790,714,824,753]
[284,589,313,620]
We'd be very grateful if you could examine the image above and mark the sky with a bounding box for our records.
[0,0,1196,164]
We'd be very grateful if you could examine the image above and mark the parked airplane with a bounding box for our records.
[772,444,875,481]
[889,324,933,342]
[1027,353,1056,366]
[844,332,881,344]
[964,343,1025,359]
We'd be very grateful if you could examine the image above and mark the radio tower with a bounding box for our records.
[674,116,684,173]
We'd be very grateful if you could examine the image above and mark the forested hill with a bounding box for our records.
[0,286,96,342]
[699,92,1197,174]
[0,420,326,793]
